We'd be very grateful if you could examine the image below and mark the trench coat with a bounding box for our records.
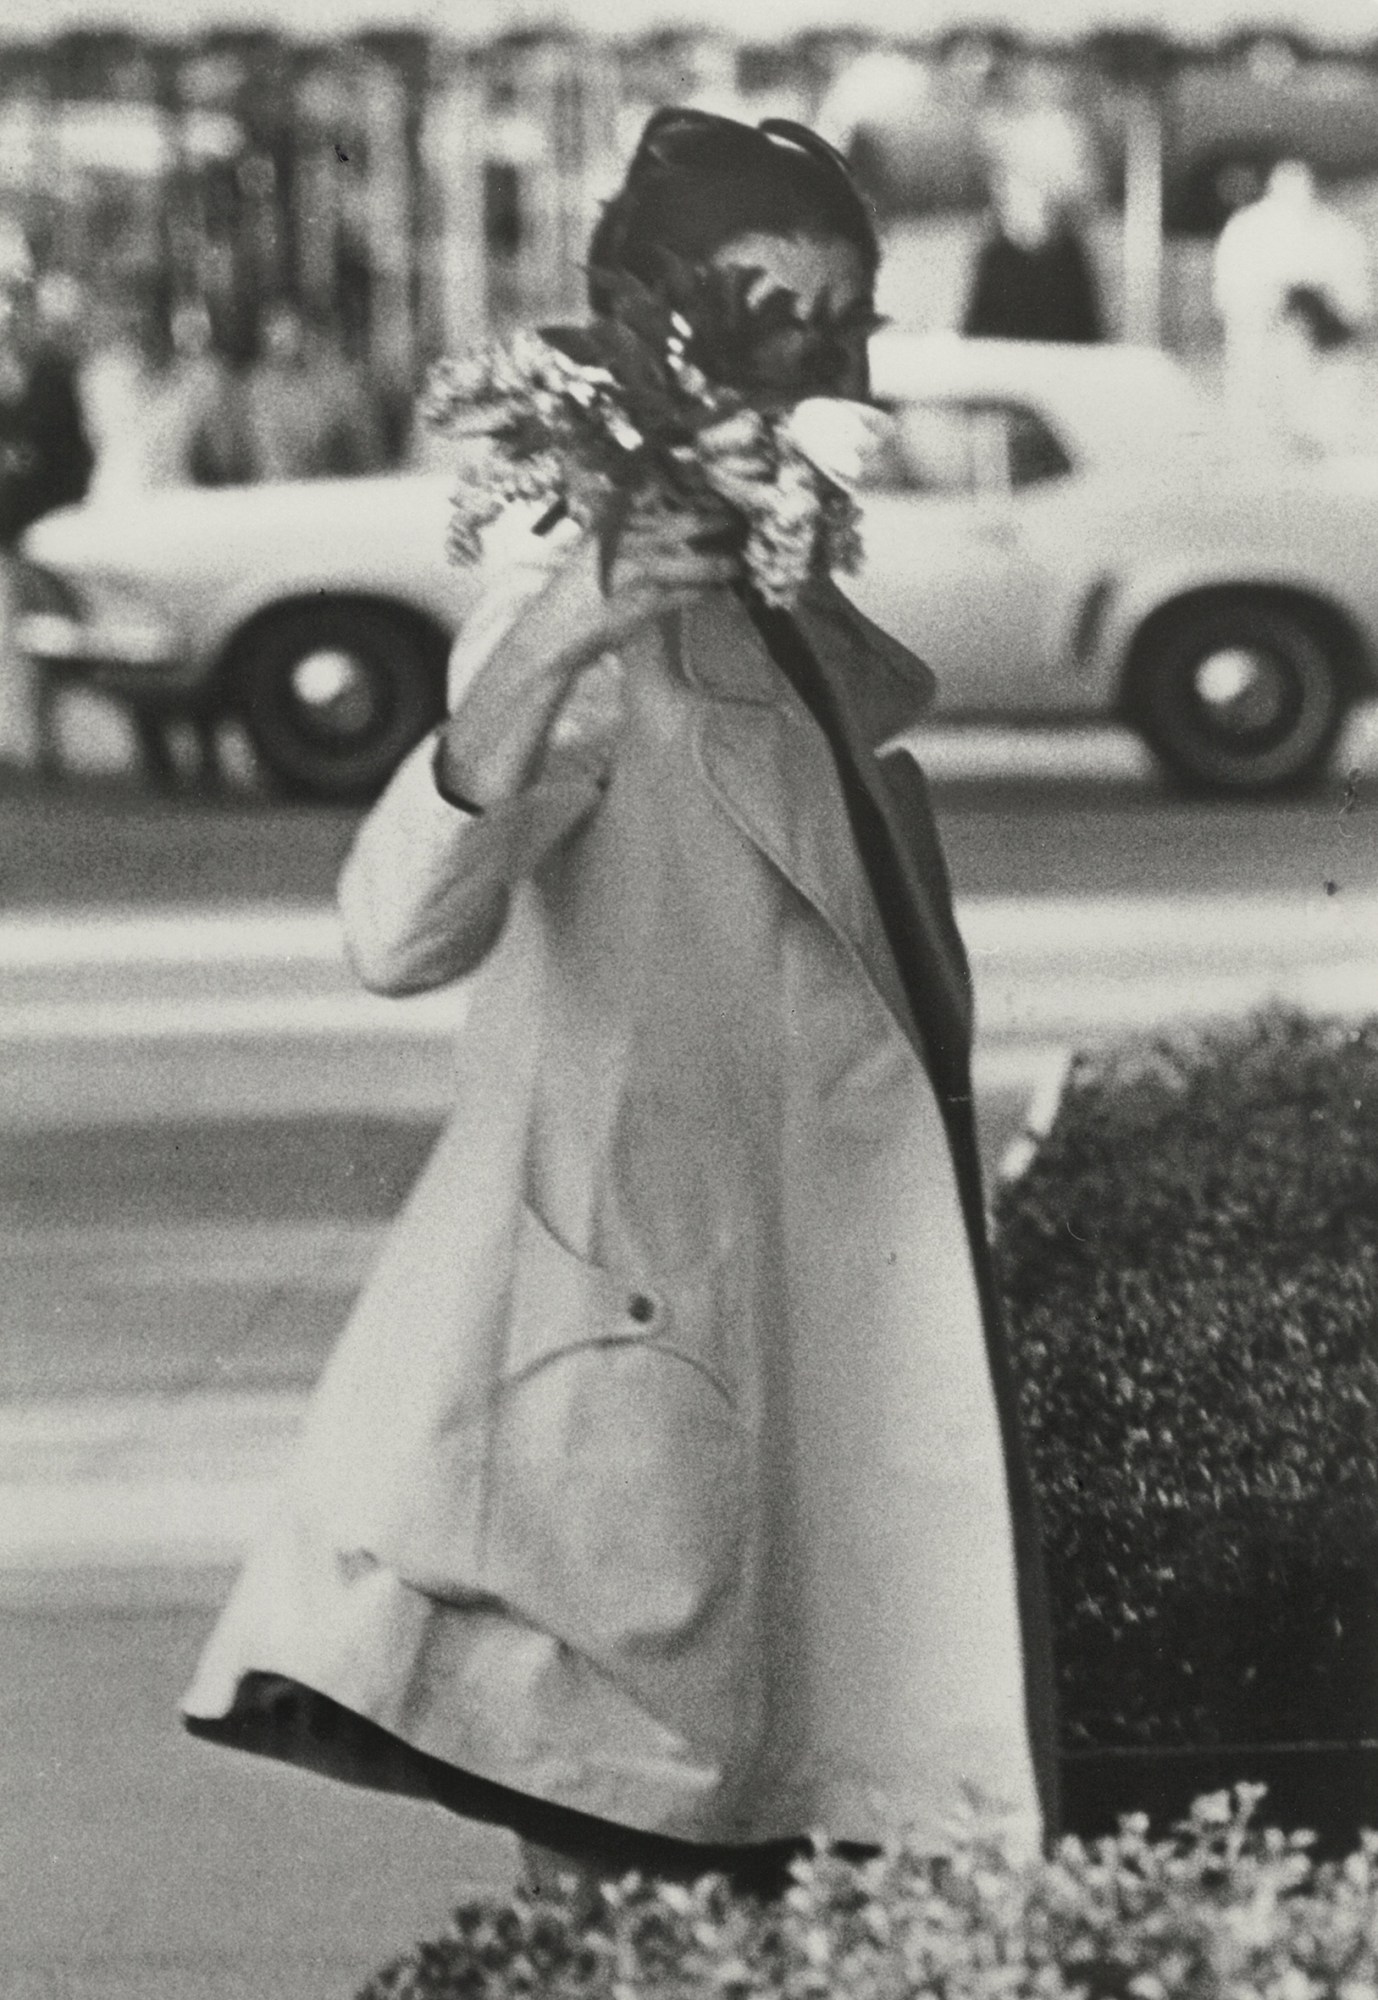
[183,523,1059,1857]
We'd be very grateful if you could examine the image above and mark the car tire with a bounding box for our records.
[1126,598,1348,796]
[235,604,445,803]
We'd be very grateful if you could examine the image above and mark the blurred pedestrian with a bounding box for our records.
[962,159,1104,344]
[240,300,386,483]
[34,268,87,369]
[1213,160,1373,457]
[81,281,240,789]
[184,108,1057,1913]
[82,279,240,502]
[0,221,92,772]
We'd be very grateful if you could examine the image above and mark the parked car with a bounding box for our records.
[18,333,1378,800]
[858,332,1378,794]
[16,470,466,801]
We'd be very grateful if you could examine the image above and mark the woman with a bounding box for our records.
[240,300,388,483]
[183,109,1059,1903]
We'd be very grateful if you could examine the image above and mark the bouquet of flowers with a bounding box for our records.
[421,259,890,610]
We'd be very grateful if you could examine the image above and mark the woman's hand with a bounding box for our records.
[436,499,739,811]
[557,498,742,656]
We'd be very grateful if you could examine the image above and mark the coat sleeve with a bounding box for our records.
[876,743,975,1051]
[338,522,611,996]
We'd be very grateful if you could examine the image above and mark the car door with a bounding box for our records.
[841,396,1070,716]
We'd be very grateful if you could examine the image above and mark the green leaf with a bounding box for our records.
[596,484,633,594]
[742,283,801,337]
[538,323,609,369]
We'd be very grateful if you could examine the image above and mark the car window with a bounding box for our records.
[867,402,984,494]
[1002,403,1075,489]
[867,399,1074,495]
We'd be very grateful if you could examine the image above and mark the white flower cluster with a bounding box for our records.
[425,333,888,608]
[697,397,885,606]
[743,449,825,608]
[442,442,564,564]
[423,333,617,438]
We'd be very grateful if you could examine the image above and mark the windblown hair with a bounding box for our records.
[586,109,880,313]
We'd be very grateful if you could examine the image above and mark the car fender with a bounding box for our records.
[193,475,477,678]
[21,475,480,700]
[196,563,475,691]
[1083,553,1374,708]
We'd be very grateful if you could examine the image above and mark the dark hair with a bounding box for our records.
[587,108,880,313]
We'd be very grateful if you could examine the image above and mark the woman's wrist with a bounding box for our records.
[440,616,597,809]
[431,734,488,815]
[433,722,539,814]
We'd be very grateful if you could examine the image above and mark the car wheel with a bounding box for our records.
[1126,598,1348,796]
[235,604,445,803]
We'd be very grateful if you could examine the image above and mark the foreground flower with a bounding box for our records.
[780,396,893,492]
[746,450,828,607]
[425,278,876,608]
[361,1789,1378,2000]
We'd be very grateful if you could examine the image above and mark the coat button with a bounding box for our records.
[627,1292,657,1326]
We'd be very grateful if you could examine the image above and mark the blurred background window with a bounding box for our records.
[1003,402,1076,486]
[873,401,982,493]
[873,398,1073,495]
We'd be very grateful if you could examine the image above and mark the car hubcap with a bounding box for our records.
[287,648,381,743]
[1191,646,1295,742]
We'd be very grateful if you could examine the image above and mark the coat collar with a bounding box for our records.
[674,586,935,1060]
[673,580,935,754]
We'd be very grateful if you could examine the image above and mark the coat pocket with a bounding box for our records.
[480,1203,749,1655]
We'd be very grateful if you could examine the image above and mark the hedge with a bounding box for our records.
[993,1010,1378,1749]
[359,1789,1378,2000]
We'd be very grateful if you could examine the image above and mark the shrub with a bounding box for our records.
[358,1790,1378,2000]
[993,1010,1378,1748]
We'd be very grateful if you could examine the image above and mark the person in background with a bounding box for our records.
[0,221,92,773]
[80,279,241,788]
[33,268,87,370]
[962,155,1104,345]
[240,299,387,484]
[82,278,241,503]
[1213,160,1373,458]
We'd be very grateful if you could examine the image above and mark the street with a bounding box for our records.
[3,734,1376,1999]
[6,712,1378,910]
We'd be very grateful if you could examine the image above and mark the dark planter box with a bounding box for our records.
[1061,1742,1378,1857]
[1057,1570,1378,1753]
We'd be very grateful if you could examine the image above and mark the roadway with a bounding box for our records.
[4,720,1377,910]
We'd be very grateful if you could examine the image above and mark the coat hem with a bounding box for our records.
[184,1670,813,1883]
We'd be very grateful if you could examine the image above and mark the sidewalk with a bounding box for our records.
[0,1066,1062,1590]
[2,890,1375,1128]
[4,886,1377,1586]
[1,1589,511,2000]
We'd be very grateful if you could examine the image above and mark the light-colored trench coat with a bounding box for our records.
[184,523,1054,1856]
